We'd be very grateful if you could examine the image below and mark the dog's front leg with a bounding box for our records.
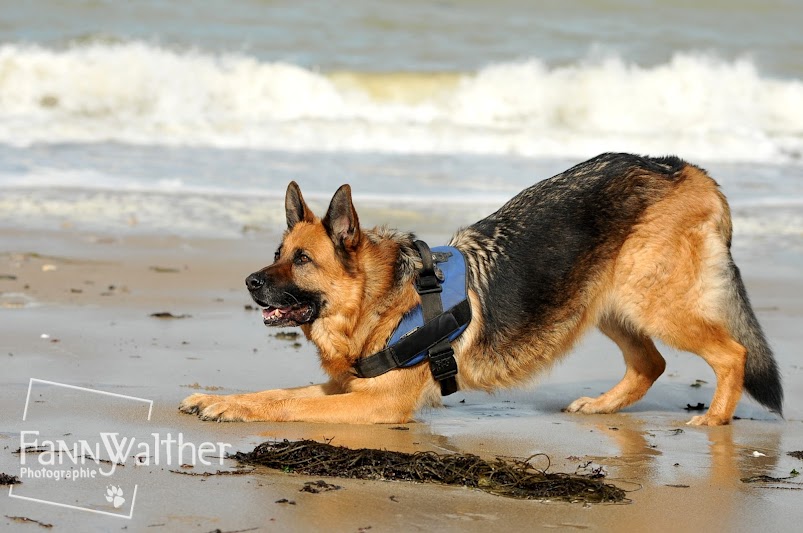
[179,381,341,418]
[197,391,416,424]
[183,368,435,424]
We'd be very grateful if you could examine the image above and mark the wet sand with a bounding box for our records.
[1,227,803,532]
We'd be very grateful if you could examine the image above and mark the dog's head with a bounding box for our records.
[245,182,363,328]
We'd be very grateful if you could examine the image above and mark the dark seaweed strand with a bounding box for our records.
[0,473,21,485]
[233,440,627,503]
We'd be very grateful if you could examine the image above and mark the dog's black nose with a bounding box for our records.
[245,273,264,291]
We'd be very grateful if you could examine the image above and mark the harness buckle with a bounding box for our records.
[415,273,443,295]
[428,343,458,382]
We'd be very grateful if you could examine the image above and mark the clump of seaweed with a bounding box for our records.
[233,439,626,503]
[0,473,21,485]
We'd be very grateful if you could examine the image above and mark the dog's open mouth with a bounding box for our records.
[261,303,315,326]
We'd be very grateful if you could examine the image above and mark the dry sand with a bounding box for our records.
[1,227,802,532]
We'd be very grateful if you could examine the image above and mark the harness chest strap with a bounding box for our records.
[351,240,471,396]
[352,299,471,378]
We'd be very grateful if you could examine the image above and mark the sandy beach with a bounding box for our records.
[2,0,803,530]
[1,226,802,532]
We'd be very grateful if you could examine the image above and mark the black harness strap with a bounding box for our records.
[351,240,465,396]
[413,240,459,396]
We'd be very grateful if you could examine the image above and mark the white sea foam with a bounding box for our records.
[0,42,802,162]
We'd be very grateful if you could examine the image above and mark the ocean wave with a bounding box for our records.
[1,41,802,161]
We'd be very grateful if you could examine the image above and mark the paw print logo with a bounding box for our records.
[105,485,125,509]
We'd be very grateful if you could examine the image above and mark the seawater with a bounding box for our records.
[0,0,801,251]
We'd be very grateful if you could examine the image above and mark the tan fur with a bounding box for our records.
[562,165,745,425]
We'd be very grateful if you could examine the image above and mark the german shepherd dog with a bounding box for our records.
[180,153,783,426]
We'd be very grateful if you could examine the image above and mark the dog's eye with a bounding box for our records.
[294,253,312,265]
[273,250,280,261]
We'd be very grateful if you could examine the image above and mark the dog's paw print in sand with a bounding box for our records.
[105,485,125,508]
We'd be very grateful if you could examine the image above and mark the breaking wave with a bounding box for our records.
[1,41,802,161]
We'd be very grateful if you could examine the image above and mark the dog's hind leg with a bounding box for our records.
[636,312,748,426]
[565,317,666,415]
[677,325,747,426]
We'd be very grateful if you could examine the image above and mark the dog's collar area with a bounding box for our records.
[351,240,471,396]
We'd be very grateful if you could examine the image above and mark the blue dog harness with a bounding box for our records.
[352,241,472,396]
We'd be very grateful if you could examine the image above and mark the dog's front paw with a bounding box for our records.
[179,393,224,415]
[181,392,283,422]
[198,398,263,422]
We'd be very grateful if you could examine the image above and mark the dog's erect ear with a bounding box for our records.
[323,184,360,249]
[285,181,315,229]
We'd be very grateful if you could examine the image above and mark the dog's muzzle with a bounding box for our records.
[245,271,317,327]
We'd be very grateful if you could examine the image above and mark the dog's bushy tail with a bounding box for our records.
[726,259,783,415]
